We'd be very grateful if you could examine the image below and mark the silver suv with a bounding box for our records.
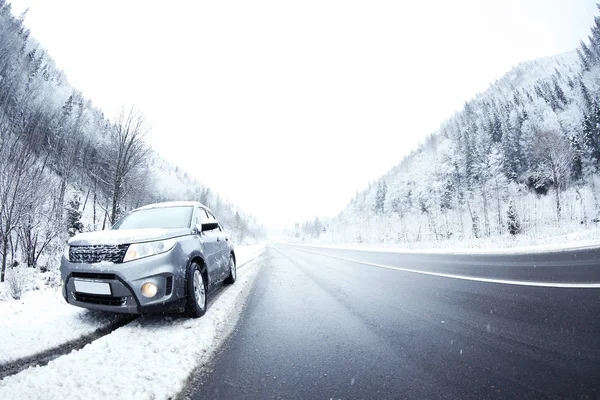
[60,201,236,318]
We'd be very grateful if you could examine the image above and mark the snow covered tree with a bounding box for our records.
[373,180,387,214]
[507,201,521,235]
[106,107,150,224]
[66,194,84,237]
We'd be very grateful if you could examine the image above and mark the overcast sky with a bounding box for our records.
[8,0,598,229]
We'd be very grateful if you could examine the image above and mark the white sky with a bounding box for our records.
[8,0,598,229]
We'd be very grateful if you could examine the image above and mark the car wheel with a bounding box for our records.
[184,261,207,318]
[224,254,236,285]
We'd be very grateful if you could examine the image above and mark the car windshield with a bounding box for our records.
[112,206,193,230]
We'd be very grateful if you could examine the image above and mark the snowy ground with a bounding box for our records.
[291,224,600,255]
[0,253,264,400]
[0,243,265,370]
[0,289,123,366]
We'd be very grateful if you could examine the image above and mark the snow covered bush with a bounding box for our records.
[6,265,34,300]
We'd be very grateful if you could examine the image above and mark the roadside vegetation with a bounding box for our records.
[0,2,262,299]
[296,7,600,247]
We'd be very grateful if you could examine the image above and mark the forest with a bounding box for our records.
[306,8,600,246]
[0,2,262,292]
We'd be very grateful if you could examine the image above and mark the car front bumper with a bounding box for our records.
[60,248,188,314]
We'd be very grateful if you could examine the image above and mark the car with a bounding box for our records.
[60,201,236,318]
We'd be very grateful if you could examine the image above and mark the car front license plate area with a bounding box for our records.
[73,279,111,295]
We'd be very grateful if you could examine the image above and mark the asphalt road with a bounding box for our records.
[185,244,600,399]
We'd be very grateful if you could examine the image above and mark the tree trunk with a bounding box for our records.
[467,201,479,239]
[495,179,503,235]
[102,206,109,230]
[82,187,91,212]
[111,176,121,225]
[1,236,8,282]
[481,185,490,237]
[552,165,561,221]
[57,177,67,220]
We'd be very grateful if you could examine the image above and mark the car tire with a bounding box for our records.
[184,261,207,318]
[224,254,236,285]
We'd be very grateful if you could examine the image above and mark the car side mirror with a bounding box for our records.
[201,221,219,232]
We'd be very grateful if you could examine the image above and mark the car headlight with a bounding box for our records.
[63,246,70,262]
[123,239,176,263]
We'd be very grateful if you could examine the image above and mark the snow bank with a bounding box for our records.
[0,289,119,365]
[286,234,600,255]
[0,243,265,367]
[0,256,265,400]
[235,243,266,265]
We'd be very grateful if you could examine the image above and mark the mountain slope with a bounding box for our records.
[0,1,261,282]
[323,12,600,246]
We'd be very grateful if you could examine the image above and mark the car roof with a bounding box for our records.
[134,201,210,212]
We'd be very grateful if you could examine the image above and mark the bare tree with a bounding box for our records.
[0,131,48,281]
[106,107,150,224]
[533,130,573,221]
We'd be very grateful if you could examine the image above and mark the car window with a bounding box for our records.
[196,208,209,226]
[205,210,222,231]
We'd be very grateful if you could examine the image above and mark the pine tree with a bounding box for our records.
[66,195,84,237]
[552,77,567,108]
[578,42,594,71]
[313,217,323,237]
[583,101,600,164]
[507,201,521,235]
[374,180,387,214]
[570,135,584,181]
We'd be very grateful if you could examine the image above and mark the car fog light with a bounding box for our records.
[141,282,158,297]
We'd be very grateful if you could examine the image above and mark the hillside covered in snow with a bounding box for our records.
[0,2,263,290]
[306,9,600,247]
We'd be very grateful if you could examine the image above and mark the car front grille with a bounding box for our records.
[73,292,127,306]
[71,272,118,280]
[69,244,129,264]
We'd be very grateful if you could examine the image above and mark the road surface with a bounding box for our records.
[183,244,600,399]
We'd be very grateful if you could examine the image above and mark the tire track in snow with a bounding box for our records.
[0,315,137,380]
[0,255,266,400]
[0,246,265,382]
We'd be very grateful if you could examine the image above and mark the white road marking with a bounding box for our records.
[287,246,600,289]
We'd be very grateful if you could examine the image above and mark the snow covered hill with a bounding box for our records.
[304,12,600,248]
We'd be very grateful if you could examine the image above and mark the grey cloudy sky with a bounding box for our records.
[9,0,598,228]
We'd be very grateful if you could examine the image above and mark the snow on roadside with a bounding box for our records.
[284,236,600,255]
[0,243,265,367]
[0,288,120,365]
[235,243,266,265]
[0,256,265,400]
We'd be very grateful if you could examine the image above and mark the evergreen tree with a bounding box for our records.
[552,76,567,107]
[374,180,387,214]
[570,135,584,181]
[578,43,593,71]
[583,101,600,164]
[507,201,521,235]
[313,217,323,237]
[66,195,84,237]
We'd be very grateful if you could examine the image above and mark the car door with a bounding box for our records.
[195,207,221,287]
[206,210,230,281]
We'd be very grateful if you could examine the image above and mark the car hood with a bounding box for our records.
[68,228,191,246]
